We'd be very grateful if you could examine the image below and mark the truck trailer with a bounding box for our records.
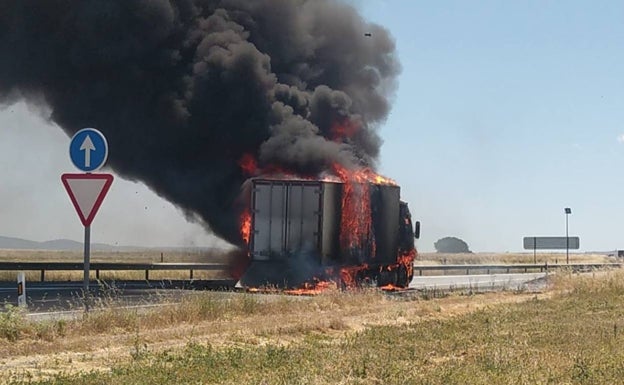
[237,178,420,289]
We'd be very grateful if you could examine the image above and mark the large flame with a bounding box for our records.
[332,164,398,278]
[237,154,413,294]
[333,164,374,261]
[240,210,252,245]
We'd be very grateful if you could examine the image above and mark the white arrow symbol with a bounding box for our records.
[80,135,95,168]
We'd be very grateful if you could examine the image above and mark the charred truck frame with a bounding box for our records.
[238,178,420,289]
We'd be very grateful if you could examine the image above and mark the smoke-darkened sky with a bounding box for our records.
[2,1,624,252]
[0,0,400,246]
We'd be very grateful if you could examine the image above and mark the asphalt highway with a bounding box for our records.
[0,279,235,313]
[408,272,548,292]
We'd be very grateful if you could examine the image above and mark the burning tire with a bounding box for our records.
[377,268,397,287]
[396,264,409,288]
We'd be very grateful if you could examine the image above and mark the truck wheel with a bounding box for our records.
[377,269,396,287]
[396,265,409,288]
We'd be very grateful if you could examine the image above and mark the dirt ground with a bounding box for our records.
[0,288,553,381]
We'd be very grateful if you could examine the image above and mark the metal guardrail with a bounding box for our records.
[0,262,620,282]
[412,263,622,276]
[0,262,228,281]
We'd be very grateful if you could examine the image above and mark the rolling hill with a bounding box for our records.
[0,235,118,251]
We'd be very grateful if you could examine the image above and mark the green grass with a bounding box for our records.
[0,305,70,345]
[6,272,624,384]
[0,305,23,341]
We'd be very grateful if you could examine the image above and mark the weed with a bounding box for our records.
[130,326,149,362]
[0,305,25,341]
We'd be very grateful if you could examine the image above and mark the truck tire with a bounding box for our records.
[377,269,397,287]
[396,265,409,288]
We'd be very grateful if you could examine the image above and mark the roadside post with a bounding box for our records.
[62,128,113,310]
[17,272,26,308]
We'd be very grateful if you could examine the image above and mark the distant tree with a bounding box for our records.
[434,237,471,253]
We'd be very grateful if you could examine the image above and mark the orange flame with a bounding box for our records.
[332,164,396,263]
[330,119,360,141]
[240,210,252,245]
[332,164,396,185]
[284,280,335,296]
[379,284,406,292]
[238,153,258,176]
[334,165,373,259]
[339,264,368,288]
[397,249,416,280]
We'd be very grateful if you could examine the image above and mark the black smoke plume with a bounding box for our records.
[0,0,400,245]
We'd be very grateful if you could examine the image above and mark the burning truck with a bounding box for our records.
[236,167,420,290]
[1,1,407,291]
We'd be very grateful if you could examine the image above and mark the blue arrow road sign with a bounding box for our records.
[69,128,109,172]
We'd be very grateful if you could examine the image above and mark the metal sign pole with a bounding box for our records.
[564,208,572,265]
[84,225,91,311]
[64,128,112,313]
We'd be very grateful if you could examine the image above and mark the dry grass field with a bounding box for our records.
[0,248,234,281]
[1,249,612,265]
[0,249,615,283]
[0,248,231,263]
[1,268,624,384]
[417,252,614,265]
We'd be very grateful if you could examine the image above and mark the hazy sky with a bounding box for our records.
[1,1,623,252]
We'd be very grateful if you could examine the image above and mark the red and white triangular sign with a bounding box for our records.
[61,173,114,227]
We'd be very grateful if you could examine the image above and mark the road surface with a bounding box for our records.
[409,272,547,292]
[0,280,234,313]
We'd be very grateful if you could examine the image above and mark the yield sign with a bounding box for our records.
[61,173,114,227]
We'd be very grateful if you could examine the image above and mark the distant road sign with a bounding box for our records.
[69,128,108,172]
[61,173,114,227]
[523,236,580,250]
